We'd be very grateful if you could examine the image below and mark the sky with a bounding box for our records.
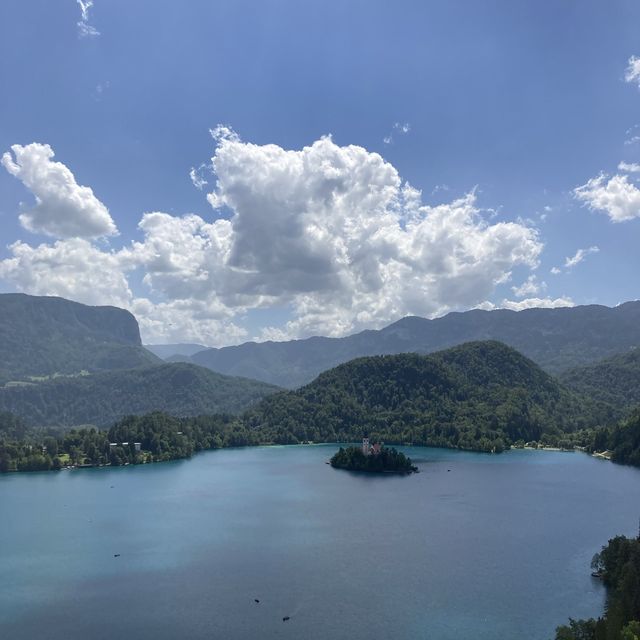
[1,0,640,347]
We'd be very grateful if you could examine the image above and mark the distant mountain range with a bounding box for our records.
[241,341,605,452]
[5,293,640,431]
[170,302,640,388]
[0,293,158,383]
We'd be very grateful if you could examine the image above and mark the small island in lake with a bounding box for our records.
[330,438,418,474]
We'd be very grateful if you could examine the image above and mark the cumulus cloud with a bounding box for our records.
[2,143,117,239]
[0,237,246,346]
[77,0,100,38]
[130,298,247,346]
[500,296,574,311]
[618,161,640,173]
[574,172,640,222]
[625,55,640,87]
[1,131,545,344]
[564,246,599,269]
[0,239,131,308]
[550,266,561,275]
[511,275,546,298]
[200,132,542,336]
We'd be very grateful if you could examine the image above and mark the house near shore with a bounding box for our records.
[109,442,142,452]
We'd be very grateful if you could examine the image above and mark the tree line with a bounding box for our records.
[555,534,640,640]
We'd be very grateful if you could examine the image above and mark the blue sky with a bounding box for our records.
[1,0,640,345]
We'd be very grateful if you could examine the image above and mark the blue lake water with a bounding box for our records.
[2,445,640,640]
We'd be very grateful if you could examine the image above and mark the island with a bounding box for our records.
[329,438,418,474]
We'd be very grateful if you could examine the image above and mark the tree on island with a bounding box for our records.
[330,444,418,474]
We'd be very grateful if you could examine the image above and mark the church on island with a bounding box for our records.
[361,437,382,456]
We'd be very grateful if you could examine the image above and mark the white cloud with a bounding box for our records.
[618,161,640,173]
[0,237,246,346]
[625,55,640,87]
[189,165,209,190]
[500,296,574,311]
[2,143,117,239]
[511,275,546,298]
[1,131,544,344]
[202,132,542,337]
[77,0,100,38]
[0,239,131,308]
[383,122,411,144]
[130,298,247,346]
[574,172,640,222]
[550,266,561,275]
[127,211,234,303]
[564,246,599,269]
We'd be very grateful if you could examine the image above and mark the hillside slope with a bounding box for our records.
[0,293,158,382]
[186,302,640,388]
[242,341,602,452]
[560,348,640,417]
[0,363,280,427]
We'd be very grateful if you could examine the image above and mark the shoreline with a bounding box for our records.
[0,440,615,476]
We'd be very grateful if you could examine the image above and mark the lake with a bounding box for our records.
[1,445,640,640]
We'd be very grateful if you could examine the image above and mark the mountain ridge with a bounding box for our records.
[179,302,640,388]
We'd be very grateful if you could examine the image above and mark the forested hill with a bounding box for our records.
[0,363,280,427]
[0,293,158,383]
[184,301,640,388]
[593,410,640,468]
[560,349,640,418]
[241,341,603,452]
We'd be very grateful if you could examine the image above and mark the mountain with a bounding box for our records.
[560,348,640,418]
[0,362,280,427]
[241,341,602,452]
[185,302,640,388]
[145,343,208,359]
[0,293,159,383]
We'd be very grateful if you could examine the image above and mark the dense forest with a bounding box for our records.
[240,342,607,453]
[0,411,252,472]
[561,350,640,420]
[0,363,280,427]
[592,411,640,467]
[555,535,640,640]
[330,445,417,473]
